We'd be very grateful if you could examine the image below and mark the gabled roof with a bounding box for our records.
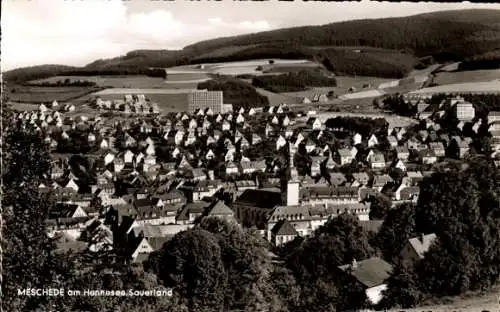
[271,219,299,236]
[235,189,282,209]
[207,201,234,216]
[338,257,393,288]
[408,233,437,259]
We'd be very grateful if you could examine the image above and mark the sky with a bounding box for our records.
[2,0,500,71]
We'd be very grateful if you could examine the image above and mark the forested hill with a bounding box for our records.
[4,9,500,82]
[184,9,500,60]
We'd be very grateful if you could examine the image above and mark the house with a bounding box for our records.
[368,134,379,147]
[457,140,470,158]
[372,174,393,191]
[353,133,362,145]
[329,172,347,186]
[420,149,437,165]
[406,171,424,186]
[394,185,420,202]
[176,202,211,225]
[488,111,500,125]
[455,100,475,121]
[252,133,262,145]
[271,219,299,246]
[429,142,445,157]
[310,157,322,177]
[83,219,113,252]
[191,180,223,202]
[311,118,323,130]
[276,135,287,151]
[393,159,407,172]
[368,152,385,169]
[401,233,437,264]
[351,173,370,187]
[205,201,235,221]
[265,123,274,137]
[324,155,338,170]
[395,146,410,161]
[226,162,240,175]
[337,257,393,305]
[387,136,398,147]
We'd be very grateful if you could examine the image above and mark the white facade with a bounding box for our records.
[365,284,387,305]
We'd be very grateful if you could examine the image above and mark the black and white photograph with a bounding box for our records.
[2,0,500,311]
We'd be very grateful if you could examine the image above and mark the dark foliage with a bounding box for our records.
[458,50,500,71]
[325,117,389,137]
[185,10,500,61]
[28,79,97,87]
[368,194,393,220]
[375,203,417,264]
[252,70,337,93]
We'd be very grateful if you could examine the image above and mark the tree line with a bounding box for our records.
[28,79,97,87]
[458,50,500,71]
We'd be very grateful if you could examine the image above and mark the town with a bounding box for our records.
[3,3,500,312]
[4,85,500,309]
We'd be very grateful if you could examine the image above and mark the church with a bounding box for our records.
[232,143,371,241]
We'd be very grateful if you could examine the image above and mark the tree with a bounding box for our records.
[285,214,376,311]
[198,217,276,311]
[378,261,424,309]
[376,203,417,264]
[1,121,69,311]
[148,228,226,311]
[368,194,392,220]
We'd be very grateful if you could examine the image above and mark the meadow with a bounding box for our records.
[280,76,393,99]
[30,74,208,89]
[433,69,500,85]
[6,85,98,103]
[410,80,500,95]
[168,59,315,76]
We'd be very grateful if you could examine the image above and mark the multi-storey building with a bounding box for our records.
[188,91,224,114]
[455,101,475,121]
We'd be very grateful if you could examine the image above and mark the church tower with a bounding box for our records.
[286,142,300,206]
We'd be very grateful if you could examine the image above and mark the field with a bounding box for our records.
[5,85,99,104]
[387,286,500,312]
[6,102,41,112]
[433,69,500,85]
[167,59,316,76]
[30,74,210,89]
[280,76,392,99]
[439,62,461,72]
[410,80,500,95]
[253,87,300,106]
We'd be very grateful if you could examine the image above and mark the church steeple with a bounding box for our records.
[289,142,299,182]
[285,142,300,206]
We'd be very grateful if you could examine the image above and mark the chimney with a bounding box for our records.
[420,233,426,243]
[208,170,215,180]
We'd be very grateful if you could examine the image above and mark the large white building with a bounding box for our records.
[188,91,224,114]
[455,101,475,121]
